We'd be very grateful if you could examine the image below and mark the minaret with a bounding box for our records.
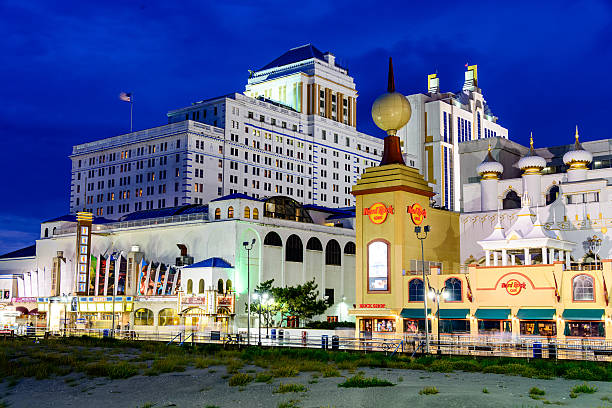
[517,132,546,206]
[563,126,592,182]
[476,143,504,211]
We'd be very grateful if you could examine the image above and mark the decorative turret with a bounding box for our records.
[517,133,546,175]
[477,143,504,180]
[563,126,592,182]
[478,143,503,211]
[372,57,411,166]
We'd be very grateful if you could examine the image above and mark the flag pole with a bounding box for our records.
[130,94,133,133]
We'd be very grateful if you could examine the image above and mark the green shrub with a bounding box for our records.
[450,360,480,372]
[272,366,299,378]
[428,360,454,373]
[482,388,489,394]
[570,382,597,395]
[529,387,546,396]
[321,366,340,377]
[255,372,273,383]
[274,383,307,393]
[419,386,439,395]
[338,374,394,388]
[107,361,138,379]
[228,373,253,386]
[277,400,301,408]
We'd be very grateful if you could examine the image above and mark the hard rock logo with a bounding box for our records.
[363,202,394,224]
[407,203,427,225]
[501,279,526,295]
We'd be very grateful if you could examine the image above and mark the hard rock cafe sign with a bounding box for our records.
[407,203,427,225]
[501,279,526,295]
[363,203,394,224]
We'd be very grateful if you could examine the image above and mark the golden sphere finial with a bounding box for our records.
[371,57,411,136]
[575,125,580,142]
[530,131,534,149]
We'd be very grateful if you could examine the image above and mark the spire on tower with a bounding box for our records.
[387,57,395,93]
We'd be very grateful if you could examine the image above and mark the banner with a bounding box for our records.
[97,256,107,296]
[89,254,97,296]
[165,267,177,295]
[117,256,127,295]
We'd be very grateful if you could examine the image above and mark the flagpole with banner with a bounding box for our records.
[119,92,133,132]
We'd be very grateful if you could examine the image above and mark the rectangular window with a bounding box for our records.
[368,241,389,292]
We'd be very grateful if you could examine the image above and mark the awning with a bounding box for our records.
[562,309,604,321]
[475,308,511,320]
[439,309,470,319]
[400,308,430,318]
[517,309,555,320]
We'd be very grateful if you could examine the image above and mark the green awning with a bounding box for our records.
[475,309,511,320]
[400,308,430,318]
[439,309,470,319]
[562,309,605,321]
[517,309,556,320]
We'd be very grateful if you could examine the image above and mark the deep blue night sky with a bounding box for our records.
[1,1,611,254]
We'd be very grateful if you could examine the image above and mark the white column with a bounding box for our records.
[524,248,531,265]
[541,247,548,264]
[485,250,490,266]
[511,254,516,266]
[565,251,571,269]
[549,248,555,263]
[558,251,564,262]
[493,251,498,266]
[501,249,507,266]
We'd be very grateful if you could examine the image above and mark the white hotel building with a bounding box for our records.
[69,44,384,218]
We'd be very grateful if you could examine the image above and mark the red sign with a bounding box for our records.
[182,297,205,305]
[359,304,386,308]
[363,203,394,224]
[218,296,233,307]
[501,279,526,295]
[407,203,427,225]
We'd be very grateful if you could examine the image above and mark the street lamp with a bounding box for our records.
[428,285,449,355]
[587,235,602,270]
[415,225,431,354]
[243,238,256,346]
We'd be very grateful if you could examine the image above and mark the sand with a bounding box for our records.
[2,365,611,408]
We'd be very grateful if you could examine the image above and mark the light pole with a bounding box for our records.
[243,239,255,346]
[587,235,602,270]
[111,251,123,338]
[428,285,448,355]
[415,225,431,354]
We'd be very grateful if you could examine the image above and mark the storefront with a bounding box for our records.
[475,309,511,335]
[517,309,557,336]
[563,309,605,338]
[400,308,430,334]
[439,309,471,334]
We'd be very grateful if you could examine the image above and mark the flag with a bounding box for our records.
[465,275,473,302]
[119,92,132,102]
[553,272,561,302]
[465,63,468,68]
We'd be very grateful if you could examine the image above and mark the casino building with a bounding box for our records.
[350,60,612,342]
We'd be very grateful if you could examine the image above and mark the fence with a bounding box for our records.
[9,326,612,362]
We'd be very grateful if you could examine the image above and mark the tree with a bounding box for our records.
[245,279,276,329]
[272,279,328,326]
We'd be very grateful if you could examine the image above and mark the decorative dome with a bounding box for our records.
[371,58,411,136]
[518,132,546,174]
[477,144,503,179]
[563,126,592,169]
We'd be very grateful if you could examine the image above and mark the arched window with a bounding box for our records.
[409,279,424,302]
[228,206,234,218]
[264,231,282,246]
[253,208,259,220]
[286,234,303,262]
[368,240,389,291]
[134,308,154,325]
[444,278,462,302]
[502,190,521,210]
[158,308,179,326]
[325,239,341,266]
[344,242,356,255]
[187,279,193,294]
[44,228,48,238]
[214,208,221,220]
[244,207,250,218]
[226,279,232,292]
[573,274,594,301]
[52,227,57,235]
[198,279,204,294]
[218,279,224,294]
[306,237,323,251]
[546,185,560,205]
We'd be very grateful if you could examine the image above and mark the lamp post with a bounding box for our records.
[587,235,602,270]
[111,251,124,338]
[415,225,431,354]
[243,239,256,346]
[428,285,448,355]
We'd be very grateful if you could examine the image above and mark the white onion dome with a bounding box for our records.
[563,126,592,170]
[477,145,503,180]
[518,133,546,175]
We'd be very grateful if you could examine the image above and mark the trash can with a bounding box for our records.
[321,335,329,349]
[301,331,307,345]
[548,342,557,359]
[103,329,109,338]
[271,328,277,340]
[331,335,340,350]
[279,329,284,340]
[533,342,542,359]
[210,331,220,341]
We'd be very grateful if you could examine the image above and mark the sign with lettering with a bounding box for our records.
[359,304,386,308]
[501,279,526,295]
[407,203,427,225]
[363,203,394,224]
[11,297,37,303]
[182,297,205,305]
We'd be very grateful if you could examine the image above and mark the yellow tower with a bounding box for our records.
[350,59,461,338]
